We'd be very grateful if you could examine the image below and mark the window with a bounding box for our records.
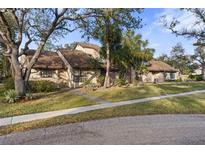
[73,70,87,83]
[170,73,175,80]
[40,70,53,78]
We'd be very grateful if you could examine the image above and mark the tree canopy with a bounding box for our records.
[79,8,143,87]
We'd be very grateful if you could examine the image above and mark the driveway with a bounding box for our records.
[1,114,205,144]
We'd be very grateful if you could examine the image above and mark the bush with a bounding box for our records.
[25,92,33,100]
[189,74,203,81]
[97,75,105,86]
[115,78,126,86]
[28,80,59,93]
[3,77,15,90]
[4,89,17,103]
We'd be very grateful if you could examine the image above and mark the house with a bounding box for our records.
[192,67,202,75]
[142,60,178,83]
[21,50,101,88]
[21,43,119,88]
[21,43,178,87]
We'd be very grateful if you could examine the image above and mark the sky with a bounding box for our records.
[29,8,197,58]
[138,8,196,58]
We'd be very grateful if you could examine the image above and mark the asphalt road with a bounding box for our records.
[1,114,205,145]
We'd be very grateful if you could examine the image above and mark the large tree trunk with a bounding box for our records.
[14,70,26,98]
[11,50,26,97]
[103,42,110,88]
[202,64,205,81]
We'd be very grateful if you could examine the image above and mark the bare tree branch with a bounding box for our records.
[0,11,16,46]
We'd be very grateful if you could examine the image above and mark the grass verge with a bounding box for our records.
[1,93,205,136]
[88,82,205,102]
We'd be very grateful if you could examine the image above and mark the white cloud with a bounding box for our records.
[154,8,205,33]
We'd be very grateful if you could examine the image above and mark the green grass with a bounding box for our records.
[0,84,6,102]
[88,82,205,102]
[0,91,96,118]
[1,92,205,136]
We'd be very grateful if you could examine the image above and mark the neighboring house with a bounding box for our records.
[192,67,202,75]
[142,60,178,83]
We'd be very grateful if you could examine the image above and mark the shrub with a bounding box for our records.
[28,80,59,93]
[189,74,203,81]
[25,92,33,100]
[115,78,126,86]
[3,77,15,90]
[97,75,105,86]
[4,89,17,103]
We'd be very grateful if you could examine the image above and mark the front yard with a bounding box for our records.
[88,82,205,102]
[1,81,205,135]
[0,90,96,118]
[1,81,205,118]
[1,92,205,136]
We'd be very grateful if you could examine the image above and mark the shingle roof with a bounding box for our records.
[148,60,177,72]
[25,49,102,70]
[59,49,101,69]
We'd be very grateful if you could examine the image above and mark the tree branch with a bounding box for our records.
[0,10,16,46]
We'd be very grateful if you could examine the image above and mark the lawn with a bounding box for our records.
[0,90,96,118]
[0,84,5,99]
[88,81,205,102]
[1,92,205,136]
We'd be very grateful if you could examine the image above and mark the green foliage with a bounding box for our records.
[88,58,103,69]
[0,46,10,78]
[25,92,33,100]
[114,78,127,86]
[3,77,15,90]
[97,75,105,86]
[189,74,203,81]
[157,43,197,75]
[29,80,59,93]
[4,89,17,103]
[114,30,154,76]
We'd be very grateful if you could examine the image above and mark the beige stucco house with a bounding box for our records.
[142,60,178,83]
[21,43,105,88]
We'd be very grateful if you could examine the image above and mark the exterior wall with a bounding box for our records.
[29,69,67,83]
[193,68,202,75]
[142,72,177,83]
[75,45,100,58]
[72,69,100,88]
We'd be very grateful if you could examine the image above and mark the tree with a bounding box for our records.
[161,8,205,77]
[169,43,191,75]
[114,30,154,83]
[161,9,205,43]
[157,53,170,63]
[192,46,205,80]
[79,8,143,88]
[0,8,92,97]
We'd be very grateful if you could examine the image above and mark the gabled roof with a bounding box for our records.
[25,50,65,69]
[24,49,102,70]
[59,49,101,69]
[75,42,100,51]
[148,60,177,73]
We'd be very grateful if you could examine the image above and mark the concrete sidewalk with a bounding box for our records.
[1,89,205,127]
